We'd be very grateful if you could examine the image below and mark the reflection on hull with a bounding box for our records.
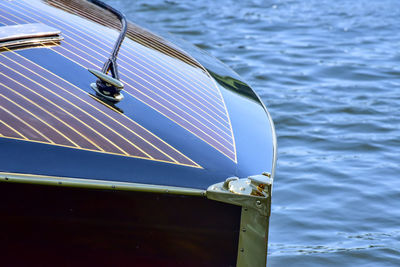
[0,183,240,266]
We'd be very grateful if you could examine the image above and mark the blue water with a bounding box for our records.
[106,0,400,266]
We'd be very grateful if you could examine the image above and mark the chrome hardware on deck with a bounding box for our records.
[89,68,124,102]
[0,23,63,48]
[223,172,272,197]
[206,172,273,267]
[87,0,127,103]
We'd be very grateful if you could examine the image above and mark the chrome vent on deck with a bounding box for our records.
[0,23,63,49]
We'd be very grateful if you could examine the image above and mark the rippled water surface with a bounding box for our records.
[106,0,400,266]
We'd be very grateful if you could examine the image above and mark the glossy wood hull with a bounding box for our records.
[0,0,276,265]
[0,0,276,188]
[0,183,241,267]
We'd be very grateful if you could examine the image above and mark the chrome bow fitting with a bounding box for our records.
[87,0,127,103]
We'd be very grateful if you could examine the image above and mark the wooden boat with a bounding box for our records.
[0,0,277,266]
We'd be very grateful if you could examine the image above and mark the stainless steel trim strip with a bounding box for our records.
[0,172,206,196]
